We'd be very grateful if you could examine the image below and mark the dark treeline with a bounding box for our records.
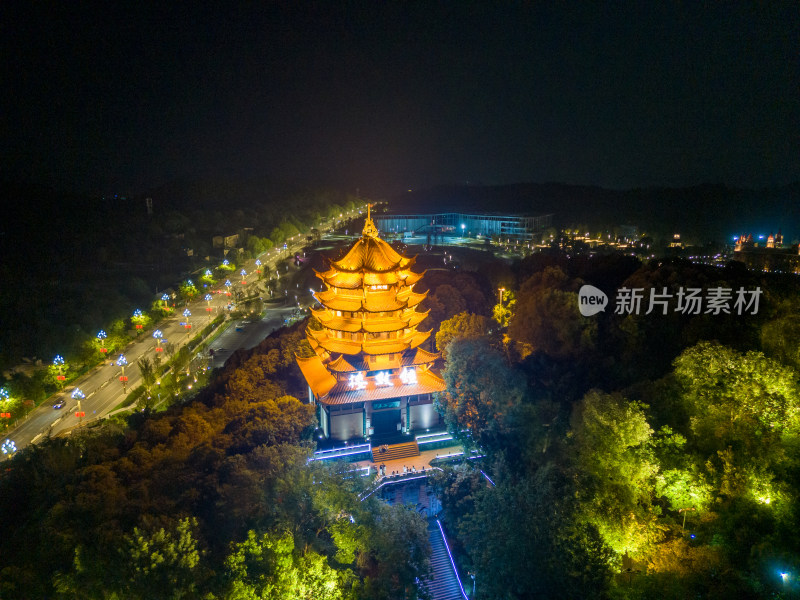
[431,253,800,598]
[0,179,360,371]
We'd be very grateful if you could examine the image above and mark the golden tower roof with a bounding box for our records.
[297,205,445,404]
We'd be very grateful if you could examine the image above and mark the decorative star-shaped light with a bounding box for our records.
[133,309,143,318]
[240,269,247,278]
[183,309,191,317]
[53,355,65,366]
[204,269,212,277]
[162,293,170,302]
[97,330,107,340]
[222,259,230,266]
[1,440,16,455]
[225,280,232,288]
[0,388,9,401]
[71,388,85,400]
[153,330,162,339]
[204,294,212,302]
[255,259,261,267]
[116,354,128,367]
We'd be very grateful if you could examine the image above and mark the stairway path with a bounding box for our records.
[423,519,468,600]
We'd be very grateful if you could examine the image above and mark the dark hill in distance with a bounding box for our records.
[389,182,800,244]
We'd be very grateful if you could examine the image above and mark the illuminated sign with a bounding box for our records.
[373,400,400,410]
[349,372,367,390]
[400,367,417,385]
[375,371,392,387]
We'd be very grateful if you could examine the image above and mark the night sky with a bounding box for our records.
[3,3,798,196]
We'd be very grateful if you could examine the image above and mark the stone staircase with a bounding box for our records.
[371,439,420,462]
[424,520,467,600]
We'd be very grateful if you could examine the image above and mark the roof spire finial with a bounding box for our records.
[362,203,379,238]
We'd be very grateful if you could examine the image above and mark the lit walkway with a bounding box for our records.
[424,519,469,600]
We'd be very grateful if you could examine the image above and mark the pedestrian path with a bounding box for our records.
[423,519,469,600]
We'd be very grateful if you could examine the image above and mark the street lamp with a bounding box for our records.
[161,293,170,312]
[53,354,66,384]
[678,506,696,530]
[205,293,213,313]
[117,354,128,392]
[1,439,16,456]
[0,388,11,426]
[498,287,505,305]
[240,269,247,284]
[183,308,192,331]
[225,279,232,296]
[71,388,86,426]
[255,259,262,274]
[97,330,108,355]
[153,329,163,353]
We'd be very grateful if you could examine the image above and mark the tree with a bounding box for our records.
[458,464,614,600]
[223,530,352,600]
[569,390,663,557]
[507,267,596,359]
[121,517,202,599]
[436,338,528,450]
[435,311,498,358]
[673,341,800,459]
[137,357,157,397]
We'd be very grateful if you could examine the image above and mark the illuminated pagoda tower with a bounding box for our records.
[297,206,445,445]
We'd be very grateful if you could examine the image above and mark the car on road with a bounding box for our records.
[53,402,65,409]
[215,347,227,352]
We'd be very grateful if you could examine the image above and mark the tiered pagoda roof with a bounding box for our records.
[297,205,445,405]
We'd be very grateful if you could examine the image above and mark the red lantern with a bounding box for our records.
[75,411,86,418]
[119,376,128,382]
[56,375,66,381]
